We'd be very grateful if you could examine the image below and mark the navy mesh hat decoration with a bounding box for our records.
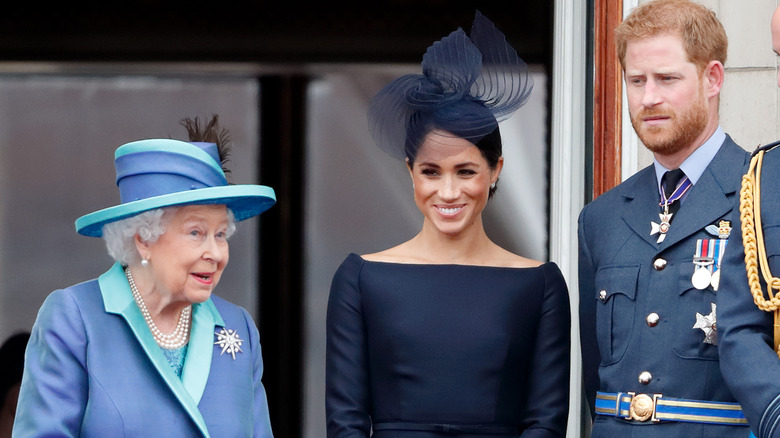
[367,11,534,160]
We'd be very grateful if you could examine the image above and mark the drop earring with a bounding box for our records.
[141,258,149,267]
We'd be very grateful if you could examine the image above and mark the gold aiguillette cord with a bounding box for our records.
[740,149,780,356]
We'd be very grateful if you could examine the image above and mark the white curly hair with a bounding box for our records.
[101,206,236,266]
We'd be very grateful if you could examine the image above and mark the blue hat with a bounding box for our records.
[75,139,276,237]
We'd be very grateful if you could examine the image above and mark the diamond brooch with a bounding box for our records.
[214,328,244,360]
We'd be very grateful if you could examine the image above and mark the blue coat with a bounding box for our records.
[718,140,780,438]
[578,136,750,436]
[13,263,273,437]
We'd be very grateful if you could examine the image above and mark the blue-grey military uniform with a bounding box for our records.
[579,131,751,437]
[719,139,780,438]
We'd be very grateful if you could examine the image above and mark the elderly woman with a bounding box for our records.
[326,12,570,438]
[13,117,276,437]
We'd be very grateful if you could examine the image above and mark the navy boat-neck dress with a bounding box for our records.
[326,253,571,437]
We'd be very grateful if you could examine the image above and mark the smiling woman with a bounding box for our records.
[325,11,571,438]
[408,131,502,239]
[13,116,277,437]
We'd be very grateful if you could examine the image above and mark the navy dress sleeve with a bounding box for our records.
[520,263,571,437]
[326,254,371,437]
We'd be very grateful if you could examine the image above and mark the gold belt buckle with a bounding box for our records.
[627,392,661,422]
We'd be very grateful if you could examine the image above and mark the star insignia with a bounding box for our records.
[693,303,718,345]
[650,212,674,243]
[214,328,244,360]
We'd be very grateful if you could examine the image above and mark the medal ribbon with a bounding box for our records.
[659,175,692,208]
[712,239,727,273]
[694,238,728,274]
[695,239,713,271]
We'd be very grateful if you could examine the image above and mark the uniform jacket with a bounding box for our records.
[719,141,780,438]
[13,263,273,438]
[578,136,750,436]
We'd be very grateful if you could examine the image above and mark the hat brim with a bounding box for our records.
[75,185,276,237]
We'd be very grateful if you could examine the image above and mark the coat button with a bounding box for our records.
[646,313,660,327]
[599,290,607,302]
[638,371,653,385]
[653,258,667,271]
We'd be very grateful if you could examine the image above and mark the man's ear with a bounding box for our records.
[703,60,725,98]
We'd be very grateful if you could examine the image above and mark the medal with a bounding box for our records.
[693,302,718,345]
[710,238,727,291]
[692,239,713,289]
[691,238,728,291]
[710,269,721,290]
[651,174,692,243]
[650,210,674,243]
[692,264,712,290]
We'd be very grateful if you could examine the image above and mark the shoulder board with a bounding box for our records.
[752,139,780,157]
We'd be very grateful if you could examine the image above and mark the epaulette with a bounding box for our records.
[751,138,780,157]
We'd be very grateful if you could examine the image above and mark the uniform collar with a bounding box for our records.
[653,126,726,189]
[99,262,225,437]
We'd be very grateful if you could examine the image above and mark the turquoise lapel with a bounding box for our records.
[99,263,220,438]
[182,298,223,405]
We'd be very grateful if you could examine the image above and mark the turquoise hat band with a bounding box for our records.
[115,140,225,176]
[75,185,276,237]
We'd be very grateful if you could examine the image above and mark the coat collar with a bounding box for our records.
[99,263,225,438]
[617,135,747,250]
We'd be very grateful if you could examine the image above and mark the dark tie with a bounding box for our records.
[661,168,685,217]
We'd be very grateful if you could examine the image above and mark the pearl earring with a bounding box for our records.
[141,258,149,267]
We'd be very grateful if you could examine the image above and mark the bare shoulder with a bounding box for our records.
[362,240,546,268]
[361,242,422,264]
[494,247,545,269]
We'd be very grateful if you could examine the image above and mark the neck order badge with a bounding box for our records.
[651,169,691,243]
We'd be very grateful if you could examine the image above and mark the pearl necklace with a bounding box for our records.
[125,267,191,349]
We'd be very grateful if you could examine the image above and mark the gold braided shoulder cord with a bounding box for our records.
[740,149,780,357]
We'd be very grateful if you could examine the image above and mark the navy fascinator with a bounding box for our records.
[367,11,534,160]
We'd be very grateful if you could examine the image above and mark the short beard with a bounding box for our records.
[631,89,708,156]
